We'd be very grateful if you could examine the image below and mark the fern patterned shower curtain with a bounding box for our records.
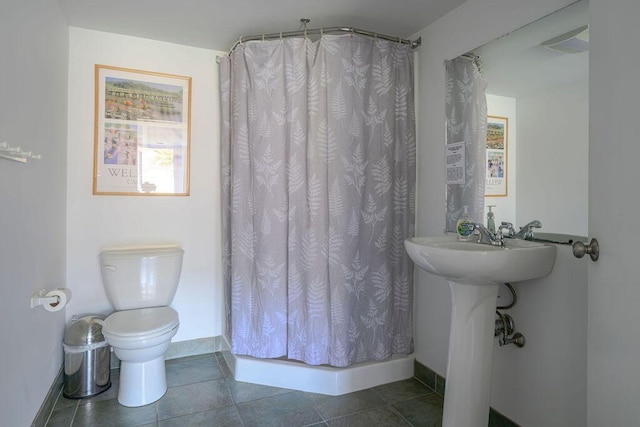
[445,56,487,231]
[219,34,415,367]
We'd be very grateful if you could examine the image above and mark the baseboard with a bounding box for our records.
[31,366,64,427]
[413,359,446,396]
[166,335,225,359]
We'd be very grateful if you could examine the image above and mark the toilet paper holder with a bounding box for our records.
[31,289,59,308]
[31,288,71,311]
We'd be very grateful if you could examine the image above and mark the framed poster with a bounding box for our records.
[485,116,508,197]
[93,65,191,196]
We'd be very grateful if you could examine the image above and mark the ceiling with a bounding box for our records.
[56,0,467,52]
[55,0,588,97]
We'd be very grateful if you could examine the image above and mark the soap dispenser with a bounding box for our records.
[487,205,496,234]
[457,205,474,241]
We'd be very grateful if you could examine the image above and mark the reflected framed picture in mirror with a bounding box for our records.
[485,115,508,197]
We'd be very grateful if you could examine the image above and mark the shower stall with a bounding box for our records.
[219,24,418,393]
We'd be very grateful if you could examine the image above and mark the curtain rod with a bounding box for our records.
[445,52,483,73]
[228,26,421,55]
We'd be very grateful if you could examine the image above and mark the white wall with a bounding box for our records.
[517,81,588,236]
[0,1,69,425]
[66,28,225,342]
[489,246,587,425]
[486,94,517,228]
[588,0,640,425]
[412,0,587,425]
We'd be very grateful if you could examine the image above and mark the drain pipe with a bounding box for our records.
[495,283,526,348]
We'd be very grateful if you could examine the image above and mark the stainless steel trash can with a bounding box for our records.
[63,315,111,398]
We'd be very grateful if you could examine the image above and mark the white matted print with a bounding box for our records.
[485,116,508,197]
[93,65,191,196]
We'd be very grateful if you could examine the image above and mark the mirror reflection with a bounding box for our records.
[448,0,588,240]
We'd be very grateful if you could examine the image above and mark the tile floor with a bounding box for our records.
[44,352,445,427]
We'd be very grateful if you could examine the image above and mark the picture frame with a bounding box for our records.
[485,115,508,197]
[93,65,192,196]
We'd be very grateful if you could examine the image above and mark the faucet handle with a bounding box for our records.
[499,222,515,237]
[518,220,542,240]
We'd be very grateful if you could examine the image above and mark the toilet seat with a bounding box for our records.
[104,306,179,341]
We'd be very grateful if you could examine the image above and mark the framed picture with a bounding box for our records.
[485,116,508,197]
[93,65,192,196]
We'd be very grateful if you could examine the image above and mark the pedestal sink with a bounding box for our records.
[405,235,556,427]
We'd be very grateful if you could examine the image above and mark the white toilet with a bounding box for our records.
[99,245,184,407]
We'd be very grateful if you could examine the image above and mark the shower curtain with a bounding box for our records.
[220,34,415,367]
[445,56,487,231]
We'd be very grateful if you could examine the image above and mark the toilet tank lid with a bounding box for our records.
[100,245,184,259]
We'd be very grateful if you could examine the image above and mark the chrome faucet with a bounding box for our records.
[514,220,542,240]
[472,223,505,246]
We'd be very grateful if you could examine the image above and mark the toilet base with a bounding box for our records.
[118,355,167,407]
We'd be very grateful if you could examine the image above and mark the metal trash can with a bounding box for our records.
[63,315,111,398]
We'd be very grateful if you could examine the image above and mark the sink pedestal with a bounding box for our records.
[443,281,499,427]
[404,235,557,427]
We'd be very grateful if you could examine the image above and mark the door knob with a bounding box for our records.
[572,238,599,261]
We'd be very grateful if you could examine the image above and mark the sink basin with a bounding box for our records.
[405,234,556,427]
[405,235,556,285]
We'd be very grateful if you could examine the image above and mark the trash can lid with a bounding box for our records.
[64,315,106,346]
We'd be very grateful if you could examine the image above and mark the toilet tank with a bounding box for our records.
[99,245,184,311]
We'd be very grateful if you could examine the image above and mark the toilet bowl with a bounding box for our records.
[99,245,184,407]
[103,307,179,407]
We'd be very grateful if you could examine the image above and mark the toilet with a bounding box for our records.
[99,245,184,407]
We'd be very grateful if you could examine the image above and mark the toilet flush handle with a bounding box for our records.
[103,265,117,272]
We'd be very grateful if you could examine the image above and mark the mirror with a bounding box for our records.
[447,0,588,241]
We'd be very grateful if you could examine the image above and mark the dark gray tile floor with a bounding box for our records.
[45,352,443,427]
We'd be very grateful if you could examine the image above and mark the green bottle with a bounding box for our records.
[487,205,496,234]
